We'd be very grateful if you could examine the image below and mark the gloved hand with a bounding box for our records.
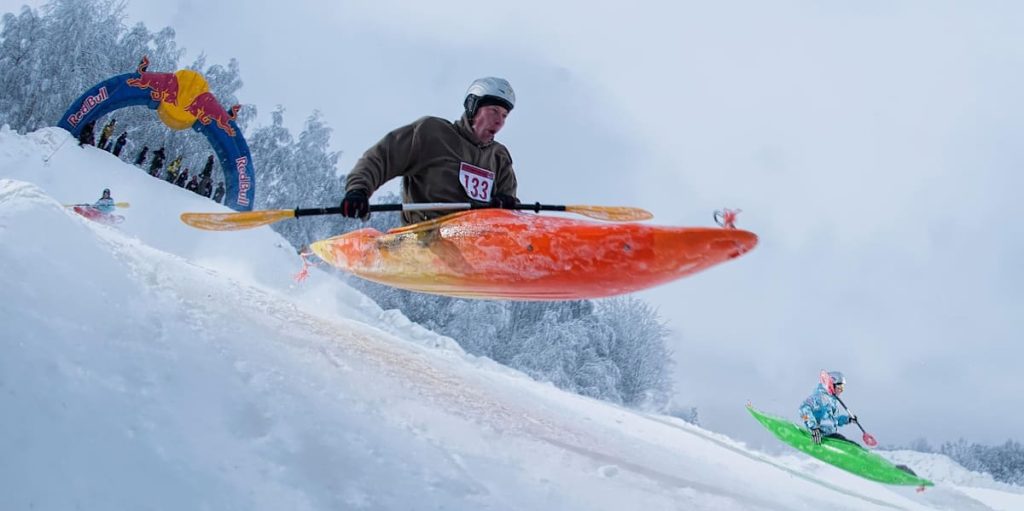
[490,193,518,209]
[849,415,858,425]
[341,189,370,219]
[811,428,823,445]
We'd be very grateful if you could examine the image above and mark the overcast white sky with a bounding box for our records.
[3,0,1022,447]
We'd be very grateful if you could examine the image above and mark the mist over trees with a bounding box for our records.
[1,0,677,411]
[905,438,1024,486]
[352,277,675,408]
[248,106,347,246]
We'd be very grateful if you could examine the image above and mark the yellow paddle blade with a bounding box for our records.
[564,205,653,222]
[114,202,130,208]
[180,209,296,231]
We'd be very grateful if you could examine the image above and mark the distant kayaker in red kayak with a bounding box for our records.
[93,188,116,214]
[340,77,520,224]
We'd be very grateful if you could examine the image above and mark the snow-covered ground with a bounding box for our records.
[2,126,1023,510]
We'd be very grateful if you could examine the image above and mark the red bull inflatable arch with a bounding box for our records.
[58,56,255,211]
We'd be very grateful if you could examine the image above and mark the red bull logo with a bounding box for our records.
[124,56,241,137]
[184,92,239,137]
[235,156,251,206]
[126,71,180,105]
[67,87,109,127]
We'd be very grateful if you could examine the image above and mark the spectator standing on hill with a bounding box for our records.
[212,182,226,203]
[78,121,96,147]
[134,145,149,166]
[111,132,128,157]
[98,118,116,150]
[149,147,166,176]
[165,155,183,183]
[174,168,190,188]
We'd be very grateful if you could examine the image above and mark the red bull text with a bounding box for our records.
[235,156,250,206]
[67,87,109,128]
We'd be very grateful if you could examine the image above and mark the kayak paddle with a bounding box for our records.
[835,395,878,447]
[181,202,654,231]
[65,202,131,208]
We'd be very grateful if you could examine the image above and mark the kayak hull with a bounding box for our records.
[311,209,757,300]
[73,205,124,225]
[747,405,933,487]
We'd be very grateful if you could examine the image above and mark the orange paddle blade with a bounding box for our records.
[564,205,653,222]
[180,209,296,231]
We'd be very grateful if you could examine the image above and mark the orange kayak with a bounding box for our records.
[311,209,757,300]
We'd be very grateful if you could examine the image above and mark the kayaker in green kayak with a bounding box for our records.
[800,370,858,445]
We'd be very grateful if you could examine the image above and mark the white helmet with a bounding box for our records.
[820,370,846,395]
[464,77,515,119]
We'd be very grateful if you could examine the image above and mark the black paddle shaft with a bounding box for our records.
[835,395,869,434]
[292,203,566,218]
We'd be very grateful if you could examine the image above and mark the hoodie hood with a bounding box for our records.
[456,114,493,148]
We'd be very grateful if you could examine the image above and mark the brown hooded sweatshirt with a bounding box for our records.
[344,115,518,224]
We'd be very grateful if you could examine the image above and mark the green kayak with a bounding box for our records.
[747,404,934,487]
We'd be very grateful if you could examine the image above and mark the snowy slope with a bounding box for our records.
[2,126,1022,510]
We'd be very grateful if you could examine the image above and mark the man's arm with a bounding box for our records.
[345,118,426,195]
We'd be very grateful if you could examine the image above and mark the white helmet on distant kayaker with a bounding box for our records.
[464,77,515,120]
[823,370,846,395]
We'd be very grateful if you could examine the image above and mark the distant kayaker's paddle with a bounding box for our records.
[834,395,878,447]
[180,202,653,231]
[64,202,131,208]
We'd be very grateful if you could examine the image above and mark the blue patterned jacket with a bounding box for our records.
[799,383,850,435]
[92,197,116,214]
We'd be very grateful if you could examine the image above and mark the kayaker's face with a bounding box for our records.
[834,383,844,395]
[472,105,508,144]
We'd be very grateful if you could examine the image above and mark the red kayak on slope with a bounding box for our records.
[72,205,124,225]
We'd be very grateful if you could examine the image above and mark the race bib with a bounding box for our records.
[459,162,495,202]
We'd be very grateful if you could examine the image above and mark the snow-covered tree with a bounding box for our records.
[0,7,45,127]
[597,297,673,409]
[0,0,248,184]
[247,107,349,249]
[348,280,676,409]
[0,0,133,131]
[939,439,1024,486]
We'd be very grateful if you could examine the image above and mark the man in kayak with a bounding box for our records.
[799,370,858,445]
[92,188,116,214]
[339,77,520,224]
